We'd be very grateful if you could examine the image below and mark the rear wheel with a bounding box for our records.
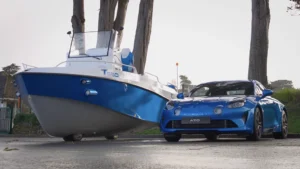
[246,107,262,141]
[164,133,181,142]
[273,110,288,139]
[63,134,83,142]
[204,133,219,141]
[105,135,118,140]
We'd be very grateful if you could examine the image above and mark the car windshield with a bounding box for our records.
[189,81,254,97]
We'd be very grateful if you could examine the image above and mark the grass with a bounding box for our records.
[3,147,19,151]
[135,127,161,135]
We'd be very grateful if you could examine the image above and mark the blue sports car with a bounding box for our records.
[160,80,288,142]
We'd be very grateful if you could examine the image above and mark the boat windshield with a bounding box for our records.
[189,81,254,97]
[68,31,114,58]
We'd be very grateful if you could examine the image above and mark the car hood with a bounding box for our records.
[172,95,247,105]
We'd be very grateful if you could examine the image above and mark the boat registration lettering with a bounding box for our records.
[101,69,119,78]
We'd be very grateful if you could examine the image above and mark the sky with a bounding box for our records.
[0,0,299,87]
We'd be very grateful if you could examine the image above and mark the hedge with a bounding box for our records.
[273,88,300,106]
[12,113,45,135]
[272,88,300,134]
[138,88,300,135]
[12,88,300,135]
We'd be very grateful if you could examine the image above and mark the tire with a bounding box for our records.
[273,110,288,139]
[246,107,262,141]
[164,133,181,142]
[105,135,118,140]
[204,133,218,141]
[63,134,83,142]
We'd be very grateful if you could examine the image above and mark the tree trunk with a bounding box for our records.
[71,0,85,54]
[97,0,118,48]
[114,0,129,49]
[132,0,154,74]
[248,0,270,86]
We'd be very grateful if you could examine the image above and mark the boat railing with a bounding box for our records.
[56,60,139,73]
[22,63,37,70]
[144,72,160,83]
[57,60,166,84]
[57,60,167,85]
[22,61,166,85]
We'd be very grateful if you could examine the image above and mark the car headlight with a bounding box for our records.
[166,101,175,110]
[174,107,181,116]
[228,101,245,108]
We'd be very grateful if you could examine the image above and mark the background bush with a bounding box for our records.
[14,113,40,126]
[272,88,300,134]
[12,113,44,135]
[273,88,300,106]
[139,88,300,135]
[11,88,300,135]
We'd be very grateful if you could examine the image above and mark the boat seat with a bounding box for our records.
[167,84,177,90]
[121,48,134,73]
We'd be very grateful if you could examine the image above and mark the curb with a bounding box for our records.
[119,134,300,139]
[0,134,49,138]
[1,134,300,139]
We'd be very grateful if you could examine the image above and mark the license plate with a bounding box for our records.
[181,117,211,124]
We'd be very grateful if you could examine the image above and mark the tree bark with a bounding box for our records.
[71,0,85,54]
[248,0,270,86]
[132,0,154,74]
[97,0,118,48]
[114,0,129,49]
[72,0,85,33]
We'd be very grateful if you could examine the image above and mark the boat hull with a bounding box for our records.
[27,95,156,137]
[15,72,168,137]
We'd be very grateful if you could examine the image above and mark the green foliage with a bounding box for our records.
[271,88,300,133]
[135,127,161,135]
[179,75,192,85]
[179,75,192,94]
[137,88,300,135]
[13,113,40,126]
[11,89,300,135]
[269,80,294,92]
[2,63,20,76]
[272,88,300,106]
[12,113,44,135]
[284,105,300,134]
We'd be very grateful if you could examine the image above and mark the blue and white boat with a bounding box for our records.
[15,30,177,141]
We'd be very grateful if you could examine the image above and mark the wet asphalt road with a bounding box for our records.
[0,137,299,169]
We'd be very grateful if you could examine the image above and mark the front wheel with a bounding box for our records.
[105,135,118,140]
[246,107,262,141]
[273,110,288,139]
[164,133,181,142]
[63,134,83,142]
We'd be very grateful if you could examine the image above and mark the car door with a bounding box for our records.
[255,84,276,131]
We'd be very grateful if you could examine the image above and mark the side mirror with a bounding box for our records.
[262,89,273,98]
[177,93,184,99]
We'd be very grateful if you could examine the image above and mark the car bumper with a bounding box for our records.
[160,108,255,135]
[160,127,253,135]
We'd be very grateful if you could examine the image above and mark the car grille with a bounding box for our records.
[165,120,238,129]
